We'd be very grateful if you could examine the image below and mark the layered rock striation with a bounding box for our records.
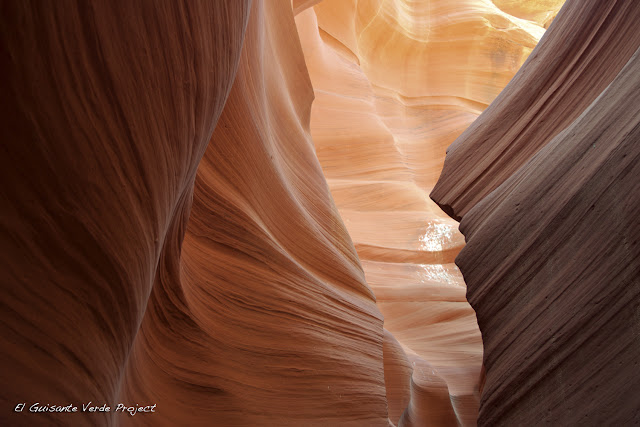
[296,0,563,425]
[1,1,250,424]
[2,1,387,425]
[4,0,636,426]
[432,0,640,425]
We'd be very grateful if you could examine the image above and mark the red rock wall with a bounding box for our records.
[431,0,640,425]
[431,0,640,220]
[119,1,388,425]
[3,0,637,425]
[1,1,388,425]
[1,1,250,425]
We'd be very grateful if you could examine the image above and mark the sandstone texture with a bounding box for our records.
[2,1,386,425]
[4,0,636,426]
[297,1,560,424]
[432,0,640,425]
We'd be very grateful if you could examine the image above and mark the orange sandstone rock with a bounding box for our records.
[297,1,562,425]
[2,1,389,425]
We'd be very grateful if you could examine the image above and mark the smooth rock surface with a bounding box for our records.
[7,0,633,426]
[296,1,562,425]
[2,1,388,425]
[1,1,250,425]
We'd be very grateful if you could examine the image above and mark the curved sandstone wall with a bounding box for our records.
[4,0,636,426]
[2,1,388,425]
[431,0,640,425]
[296,1,562,425]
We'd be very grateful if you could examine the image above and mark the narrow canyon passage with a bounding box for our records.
[294,1,563,425]
[3,1,638,426]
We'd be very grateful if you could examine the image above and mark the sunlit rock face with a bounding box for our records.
[432,0,640,425]
[295,1,561,425]
[491,0,565,28]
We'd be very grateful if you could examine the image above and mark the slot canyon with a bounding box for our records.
[1,1,638,426]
